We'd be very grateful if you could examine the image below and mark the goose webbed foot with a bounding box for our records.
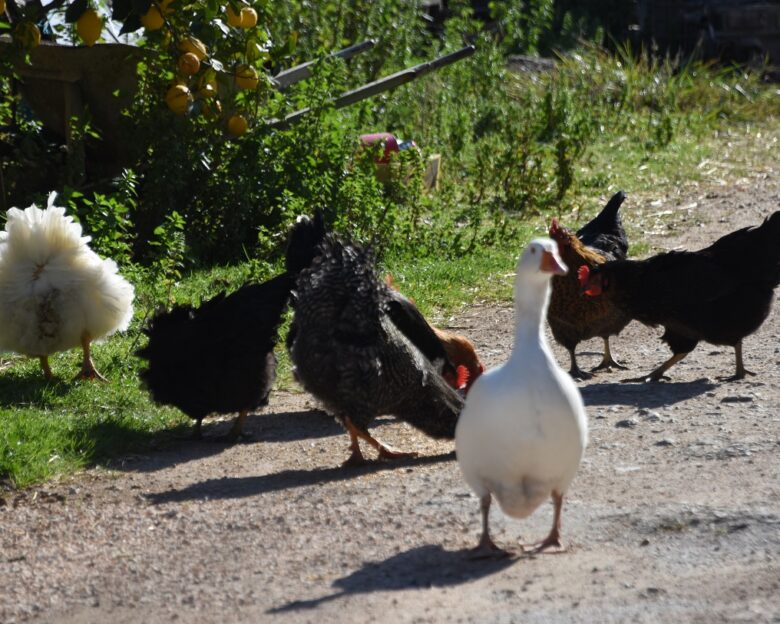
[522,491,566,554]
[469,534,513,560]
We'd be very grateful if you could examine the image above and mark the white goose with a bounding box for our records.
[455,238,588,557]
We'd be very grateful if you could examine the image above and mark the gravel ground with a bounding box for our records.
[1,174,779,624]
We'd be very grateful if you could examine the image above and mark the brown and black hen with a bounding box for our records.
[579,211,780,382]
[287,233,464,466]
[136,213,326,440]
[548,191,632,379]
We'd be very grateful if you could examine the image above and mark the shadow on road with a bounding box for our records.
[248,408,343,442]
[102,408,342,475]
[145,451,456,504]
[581,378,716,408]
[267,544,516,613]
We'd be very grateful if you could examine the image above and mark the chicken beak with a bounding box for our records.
[541,250,568,275]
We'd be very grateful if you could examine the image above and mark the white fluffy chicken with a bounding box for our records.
[456,238,588,558]
[0,193,135,380]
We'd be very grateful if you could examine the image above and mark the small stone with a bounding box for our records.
[721,396,753,404]
[615,419,638,429]
[640,538,650,546]
[655,438,675,447]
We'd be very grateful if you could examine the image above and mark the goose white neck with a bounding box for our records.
[511,276,551,354]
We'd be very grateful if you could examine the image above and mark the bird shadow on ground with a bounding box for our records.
[102,409,341,475]
[267,544,516,613]
[581,378,716,409]
[145,451,456,504]
[250,408,343,442]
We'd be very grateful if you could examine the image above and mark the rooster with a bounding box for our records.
[578,211,780,382]
[548,191,631,379]
[136,212,326,440]
[0,193,135,380]
[287,234,465,466]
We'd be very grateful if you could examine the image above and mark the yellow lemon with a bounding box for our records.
[234,64,258,90]
[13,22,41,49]
[178,36,207,61]
[140,5,164,31]
[226,4,243,27]
[240,7,257,28]
[76,9,102,47]
[165,84,192,115]
[178,52,200,76]
[227,114,248,137]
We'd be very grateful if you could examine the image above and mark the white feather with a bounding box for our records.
[0,199,135,358]
[456,238,588,519]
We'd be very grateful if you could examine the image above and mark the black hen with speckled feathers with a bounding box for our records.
[136,213,326,440]
[287,234,465,466]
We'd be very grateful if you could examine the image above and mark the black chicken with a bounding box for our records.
[576,190,629,260]
[548,190,631,378]
[579,211,780,382]
[136,212,326,440]
[287,233,465,466]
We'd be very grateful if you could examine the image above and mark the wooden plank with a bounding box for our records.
[268,45,475,128]
[272,40,376,90]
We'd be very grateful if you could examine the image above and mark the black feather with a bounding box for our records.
[383,288,456,378]
[577,190,628,260]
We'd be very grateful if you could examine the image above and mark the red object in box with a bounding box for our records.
[359,132,399,164]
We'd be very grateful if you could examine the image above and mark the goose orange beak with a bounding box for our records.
[541,250,567,275]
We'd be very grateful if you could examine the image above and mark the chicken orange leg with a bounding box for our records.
[719,341,756,382]
[221,409,250,442]
[622,352,688,383]
[75,332,107,381]
[39,356,53,380]
[567,349,593,380]
[341,416,417,467]
[591,337,628,372]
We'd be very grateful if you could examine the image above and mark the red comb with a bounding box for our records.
[577,265,590,285]
[549,218,559,237]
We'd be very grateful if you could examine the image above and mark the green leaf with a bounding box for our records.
[285,31,298,55]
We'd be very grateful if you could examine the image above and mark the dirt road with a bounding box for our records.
[1,176,779,623]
